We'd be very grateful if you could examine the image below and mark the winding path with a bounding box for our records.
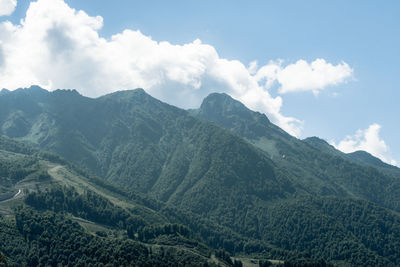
[13,189,22,198]
[0,188,23,204]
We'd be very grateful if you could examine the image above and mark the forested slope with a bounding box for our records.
[193,92,400,212]
[2,87,400,265]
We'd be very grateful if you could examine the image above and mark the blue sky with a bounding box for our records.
[1,0,399,165]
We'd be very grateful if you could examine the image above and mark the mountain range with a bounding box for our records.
[1,86,400,266]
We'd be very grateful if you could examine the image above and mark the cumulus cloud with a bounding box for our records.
[0,0,352,137]
[0,0,16,16]
[332,124,397,166]
[255,59,353,95]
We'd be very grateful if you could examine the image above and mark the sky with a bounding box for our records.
[0,0,399,165]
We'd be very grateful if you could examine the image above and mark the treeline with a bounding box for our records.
[258,258,333,267]
[259,196,400,266]
[0,154,51,200]
[0,136,35,155]
[215,249,242,266]
[21,184,400,266]
[0,135,67,166]
[24,186,208,252]
[0,207,210,266]
[0,156,40,184]
[157,205,287,257]
[282,257,333,267]
[133,223,190,241]
[23,185,300,262]
[25,186,132,228]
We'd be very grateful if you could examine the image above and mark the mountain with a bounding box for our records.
[1,135,269,266]
[303,136,399,173]
[0,136,208,266]
[0,87,299,213]
[2,86,400,265]
[0,88,298,263]
[302,136,338,155]
[193,92,400,212]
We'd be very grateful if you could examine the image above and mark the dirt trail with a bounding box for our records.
[0,188,23,204]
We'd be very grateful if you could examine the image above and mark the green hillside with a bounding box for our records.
[2,87,400,265]
[193,92,400,212]
[0,87,298,214]
[0,136,291,266]
[0,136,232,266]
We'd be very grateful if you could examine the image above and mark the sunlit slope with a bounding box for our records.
[0,87,299,213]
[3,87,400,265]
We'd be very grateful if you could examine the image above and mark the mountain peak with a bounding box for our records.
[303,136,332,148]
[52,88,81,95]
[200,92,253,116]
[193,92,271,139]
[98,88,150,101]
[0,88,10,95]
[199,92,270,123]
[27,85,48,92]
[347,150,396,169]
[302,136,343,157]
[0,86,84,98]
[8,85,49,95]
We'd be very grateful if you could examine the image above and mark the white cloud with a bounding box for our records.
[0,0,16,16]
[332,124,397,166]
[0,0,352,137]
[255,59,353,95]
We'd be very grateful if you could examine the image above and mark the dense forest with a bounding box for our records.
[1,207,212,266]
[1,87,400,266]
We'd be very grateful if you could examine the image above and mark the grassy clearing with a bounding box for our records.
[46,163,137,210]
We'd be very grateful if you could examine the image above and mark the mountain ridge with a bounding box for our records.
[193,91,400,210]
[0,86,297,207]
[2,86,400,265]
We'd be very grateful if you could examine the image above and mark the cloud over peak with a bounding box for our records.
[0,0,353,137]
[332,124,397,166]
